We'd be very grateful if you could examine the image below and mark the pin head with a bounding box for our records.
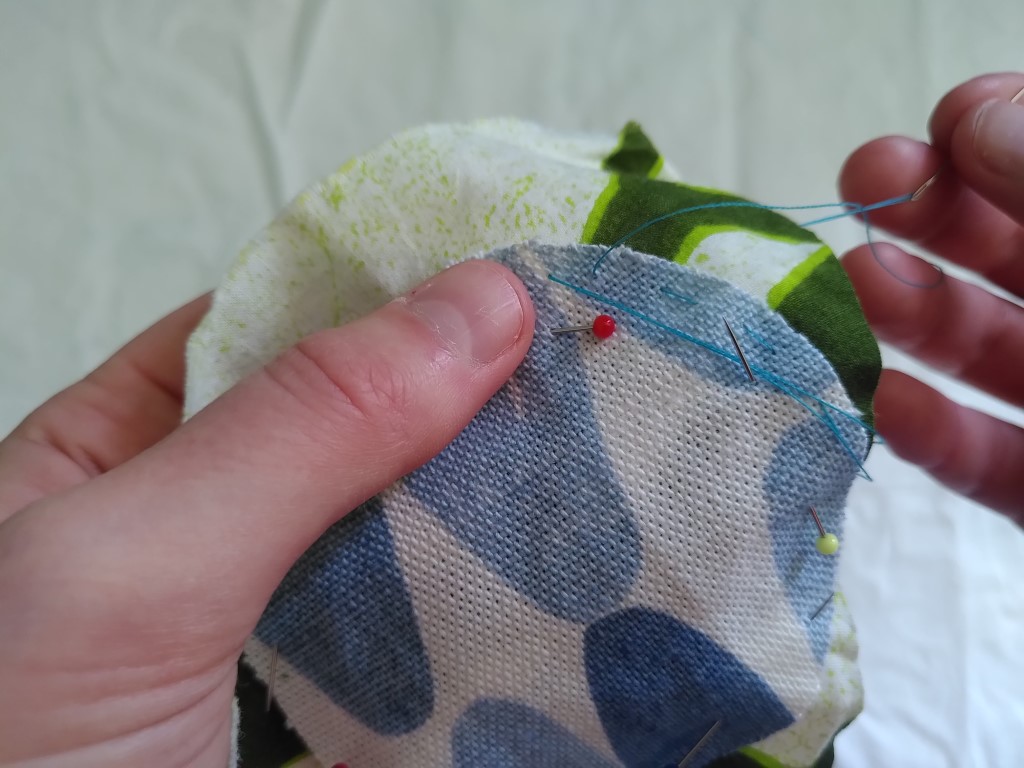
[551,313,617,339]
[592,314,616,339]
[815,533,839,556]
[809,506,839,555]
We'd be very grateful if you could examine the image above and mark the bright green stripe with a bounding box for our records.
[739,746,793,768]
[281,753,314,768]
[676,224,808,266]
[603,121,663,177]
[776,254,881,428]
[581,175,621,243]
[579,145,881,431]
[767,244,831,308]
[647,154,665,178]
[582,174,818,254]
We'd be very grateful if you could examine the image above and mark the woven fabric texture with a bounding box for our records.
[184,122,878,768]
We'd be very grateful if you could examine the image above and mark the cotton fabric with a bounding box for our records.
[186,121,878,768]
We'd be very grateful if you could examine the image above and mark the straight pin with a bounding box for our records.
[677,720,722,768]
[1012,85,1024,104]
[552,314,616,339]
[551,323,591,334]
[265,645,280,713]
[809,505,827,537]
[811,592,836,620]
[724,319,755,382]
[809,506,839,555]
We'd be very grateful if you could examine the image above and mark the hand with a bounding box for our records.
[0,262,534,767]
[839,72,1024,521]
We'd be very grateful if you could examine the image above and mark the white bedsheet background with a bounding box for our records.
[1,2,1022,765]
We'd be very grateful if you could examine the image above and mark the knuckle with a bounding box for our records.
[954,301,1014,381]
[920,289,1005,386]
[264,339,418,443]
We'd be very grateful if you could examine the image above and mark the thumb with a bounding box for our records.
[58,260,533,610]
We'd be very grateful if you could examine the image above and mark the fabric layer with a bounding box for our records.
[185,122,878,768]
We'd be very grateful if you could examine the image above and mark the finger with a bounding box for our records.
[874,370,1024,522]
[929,73,1024,227]
[927,72,1024,152]
[0,294,210,518]
[10,260,534,640]
[948,97,1024,231]
[839,137,1024,296]
[842,243,1024,406]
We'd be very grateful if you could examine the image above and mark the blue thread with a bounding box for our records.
[591,193,945,290]
[549,275,742,362]
[660,286,698,305]
[547,273,874,475]
[743,326,776,352]
[821,407,870,480]
[857,206,945,289]
[796,193,912,227]
[593,200,849,274]
[758,371,871,480]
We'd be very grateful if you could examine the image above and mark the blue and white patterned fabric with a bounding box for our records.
[245,242,869,768]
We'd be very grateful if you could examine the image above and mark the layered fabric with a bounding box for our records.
[185,121,879,768]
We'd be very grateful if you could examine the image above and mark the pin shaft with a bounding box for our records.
[677,720,722,768]
[724,320,755,382]
[809,506,827,538]
[551,324,591,334]
[811,592,835,620]
[265,645,280,713]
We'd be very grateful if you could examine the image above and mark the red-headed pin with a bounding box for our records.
[552,314,616,340]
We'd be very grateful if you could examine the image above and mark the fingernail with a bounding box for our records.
[403,260,524,364]
[972,99,1024,178]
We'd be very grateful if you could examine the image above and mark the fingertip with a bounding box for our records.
[399,259,534,370]
[948,97,997,176]
[489,261,537,357]
[839,137,949,240]
[873,370,950,468]
[928,72,1024,149]
[939,96,1024,229]
[838,136,911,200]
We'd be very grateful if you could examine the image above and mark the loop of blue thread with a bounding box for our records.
[855,205,945,289]
[547,274,874,476]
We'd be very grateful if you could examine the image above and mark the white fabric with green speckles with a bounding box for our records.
[189,121,868,768]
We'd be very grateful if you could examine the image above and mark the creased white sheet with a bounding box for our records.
[2,2,1022,766]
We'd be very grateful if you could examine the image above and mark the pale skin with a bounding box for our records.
[0,74,1021,766]
[840,72,1024,516]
